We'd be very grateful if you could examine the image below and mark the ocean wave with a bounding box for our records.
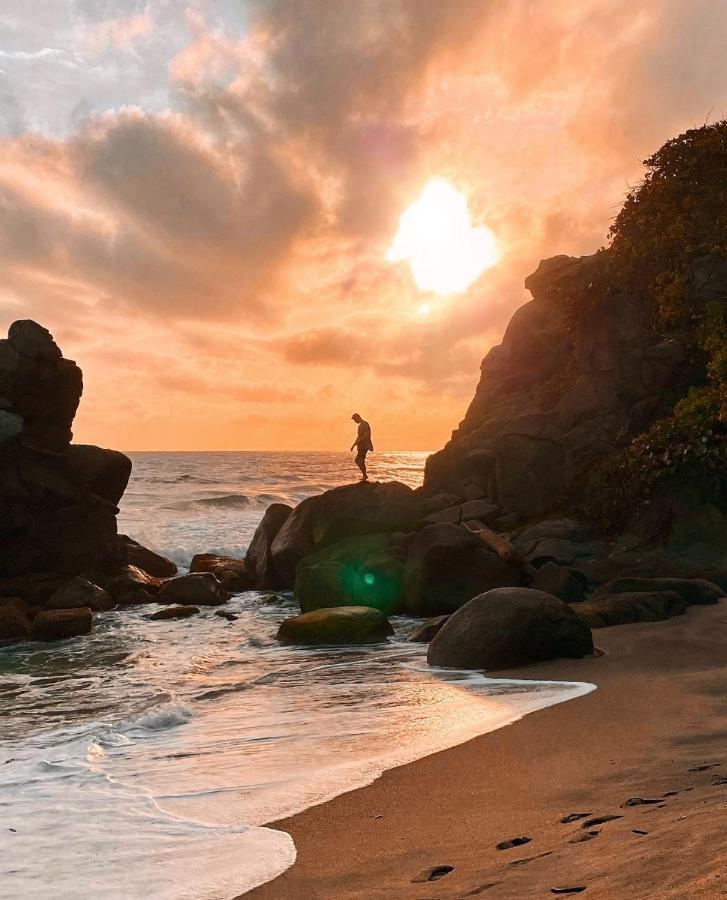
[125,701,193,732]
[164,493,252,510]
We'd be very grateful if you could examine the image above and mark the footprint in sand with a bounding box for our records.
[581,815,622,829]
[569,830,599,843]
[560,812,591,824]
[621,797,663,807]
[688,763,720,772]
[495,836,531,850]
[509,851,553,866]
[411,865,454,883]
[551,889,586,895]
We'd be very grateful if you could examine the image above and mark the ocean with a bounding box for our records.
[0,452,594,899]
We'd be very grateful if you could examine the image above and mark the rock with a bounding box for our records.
[0,320,131,578]
[422,505,461,525]
[531,562,588,602]
[0,573,69,606]
[119,535,177,578]
[157,572,230,606]
[408,615,449,643]
[107,565,163,605]
[420,491,461,514]
[30,607,93,641]
[576,590,686,628]
[404,523,523,617]
[189,553,251,591]
[270,482,420,586]
[460,499,501,524]
[0,598,30,641]
[245,503,292,589]
[523,538,591,567]
[294,533,405,615]
[427,587,593,670]
[148,605,199,620]
[214,609,238,621]
[46,577,113,612]
[276,606,394,645]
[516,518,592,547]
[592,576,724,607]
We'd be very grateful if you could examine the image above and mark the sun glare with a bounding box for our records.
[387,177,499,295]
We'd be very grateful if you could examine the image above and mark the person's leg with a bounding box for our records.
[356,449,368,481]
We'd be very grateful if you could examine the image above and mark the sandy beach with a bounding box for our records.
[249,601,727,899]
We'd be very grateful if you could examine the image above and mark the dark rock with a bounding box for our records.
[295,533,405,615]
[276,606,394,645]
[0,321,131,578]
[107,565,162,605]
[148,605,199,620]
[245,503,292,589]
[496,836,532,851]
[30,607,93,641]
[422,505,461,525]
[516,518,592,547]
[428,587,593,670]
[190,553,251,591]
[157,572,230,606]
[411,865,454,883]
[531,562,588,602]
[214,609,238,621]
[592,576,724,607]
[404,523,523,617]
[576,591,685,628]
[523,538,594,567]
[0,598,30,642]
[46,577,113,612]
[408,615,450,643]
[460,499,501,524]
[119,535,178,578]
[270,482,420,586]
[0,573,68,605]
[420,491,461,514]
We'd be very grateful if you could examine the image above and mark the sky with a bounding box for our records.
[1,1,727,451]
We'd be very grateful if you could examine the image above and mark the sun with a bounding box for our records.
[387,177,499,296]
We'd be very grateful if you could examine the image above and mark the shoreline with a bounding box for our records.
[247,601,727,898]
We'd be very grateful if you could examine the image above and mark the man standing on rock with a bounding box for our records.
[350,413,373,482]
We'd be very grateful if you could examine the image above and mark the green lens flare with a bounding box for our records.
[363,572,375,586]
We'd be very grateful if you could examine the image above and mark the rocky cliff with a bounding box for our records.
[424,251,691,517]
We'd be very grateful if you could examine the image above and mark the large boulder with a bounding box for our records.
[0,597,31,642]
[428,587,594,670]
[148,605,200,621]
[45,576,113,612]
[107,565,162,605]
[119,535,177,578]
[190,553,251,591]
[0,320,132,577]
[157,572,230,606]
[294,533,405,615]
[269,482,420,586]
[591,576,724,607]
[403,523,523,616]
[576,591,685,628]
[245,503,292,589]
[30,607,93,641]
[276,606,394,646]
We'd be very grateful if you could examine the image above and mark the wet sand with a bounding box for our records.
[247,601,727,898]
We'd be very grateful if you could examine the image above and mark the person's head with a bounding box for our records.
[351,413,362,423]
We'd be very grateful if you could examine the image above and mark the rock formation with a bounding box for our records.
[424,253,690,519]
[0,320,131,577]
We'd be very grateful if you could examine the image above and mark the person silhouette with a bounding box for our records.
[350,413,373,482]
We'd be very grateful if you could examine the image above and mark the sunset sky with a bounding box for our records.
[2,1,727,451]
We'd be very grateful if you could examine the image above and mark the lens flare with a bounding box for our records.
[387,177,499,295]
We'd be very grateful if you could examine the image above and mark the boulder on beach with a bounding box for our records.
[45,576,113,612]
[245,502,293,589]
[427,587,594,670]
[157,572,230,606]
[592,576,724,607]
[190,553,251,591]
[268,481,420,586]
[276,606,394,646]
[0,598,31,642]
[408,615,450,643]
[294,533,405,615]
[119,535,177,578]
[576,590,686,628]
[107,565,162,605]
[531,562,588,603]
[148,605,200,621]
[30,607,93,641]
[404,523,524,616]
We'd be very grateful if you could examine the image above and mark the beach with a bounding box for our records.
[250,601,727,899]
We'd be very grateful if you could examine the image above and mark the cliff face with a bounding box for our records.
[0,321,132,577]
[424,252,692,518]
